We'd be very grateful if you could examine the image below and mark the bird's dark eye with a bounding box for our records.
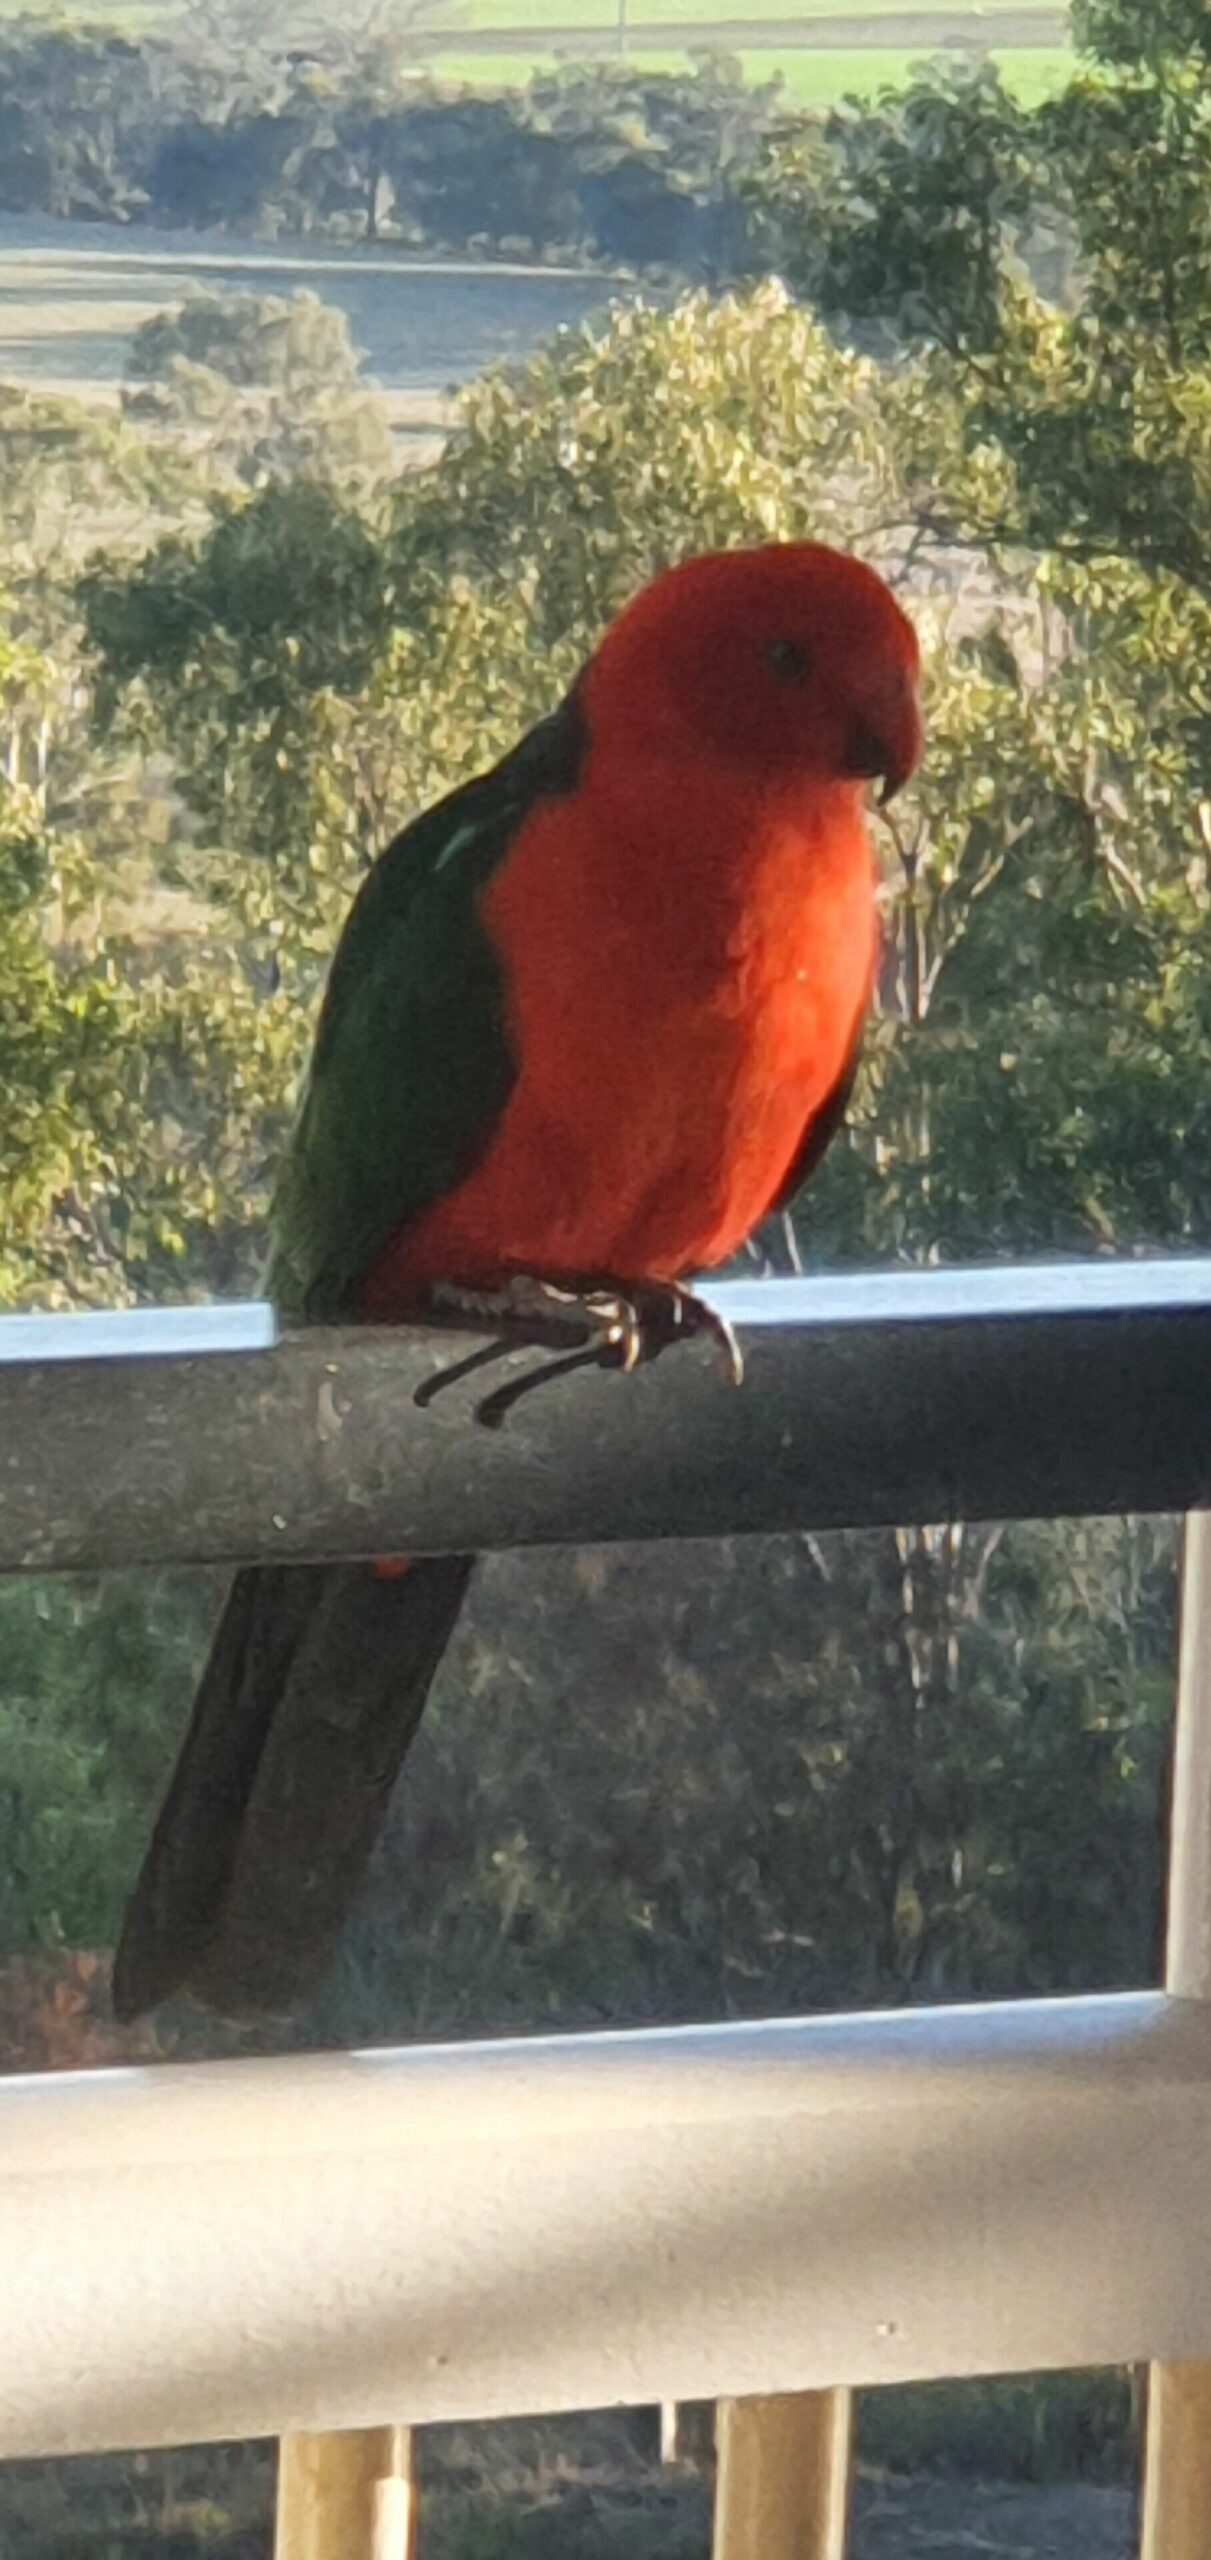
[766,636,811,683]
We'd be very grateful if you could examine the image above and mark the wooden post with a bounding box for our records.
[1142,2365,1211,2559]
[712,2391,852,2560]
[1141,1512,1211,2560]
[275,2425,415,2560]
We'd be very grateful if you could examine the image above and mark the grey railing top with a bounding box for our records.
[0,1303,277,1364]
[3,1259,1211,1573]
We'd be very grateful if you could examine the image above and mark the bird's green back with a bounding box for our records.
[268,695,584,1321]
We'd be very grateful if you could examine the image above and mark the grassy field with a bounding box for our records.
[434,43,1070,99]
[445,0,1071,96]
[772,43,1067,98]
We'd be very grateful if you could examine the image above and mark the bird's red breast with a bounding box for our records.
[364,757,875,1303]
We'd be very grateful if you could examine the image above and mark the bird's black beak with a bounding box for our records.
[843,712,919,806]
[877,760,910,809]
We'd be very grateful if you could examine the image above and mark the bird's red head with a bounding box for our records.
[583,542,923,804]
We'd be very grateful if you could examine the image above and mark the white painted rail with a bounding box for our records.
[1,1990,1210,2458]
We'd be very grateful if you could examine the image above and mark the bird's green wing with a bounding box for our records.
[268,694,584,1320]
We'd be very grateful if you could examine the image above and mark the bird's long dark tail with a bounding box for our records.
[111,1554,474,2023]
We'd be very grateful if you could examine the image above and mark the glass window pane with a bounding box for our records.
[1,0,1201,2538]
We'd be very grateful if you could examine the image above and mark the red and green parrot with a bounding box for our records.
[112,541,922,2023]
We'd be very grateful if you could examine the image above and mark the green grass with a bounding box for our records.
[766,41,1072,100]
[427,42,1072,103]
[390,0,1075,106]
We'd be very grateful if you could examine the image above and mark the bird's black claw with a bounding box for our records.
[414,1274,744,1427]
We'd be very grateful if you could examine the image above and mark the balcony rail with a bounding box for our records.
[3,1261,1211,2559]
[6,1258,1211,1574]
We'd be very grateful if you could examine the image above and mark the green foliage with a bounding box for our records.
[0,19,167,218]
[122,287,398,491]
[128,282,355,388]
[1072,0,1211,70]
[86,475,390,719]
[0,1573,218,1952]
[0,609,129,1304]
[363,57,782,264]
[0,13,784,263]
[81,475,396,984]
[1044,64,1211,366]
[745,8,1211,610]
[0,382,201,585]
[0,571,302,1311]
[741,64,1042,353]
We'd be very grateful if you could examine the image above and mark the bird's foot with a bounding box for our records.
[573,1277,744,1388]
[415,1274,743,1428]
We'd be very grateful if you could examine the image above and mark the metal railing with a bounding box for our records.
[7,1259,1211,1573]
[3,1260,1211,2560]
